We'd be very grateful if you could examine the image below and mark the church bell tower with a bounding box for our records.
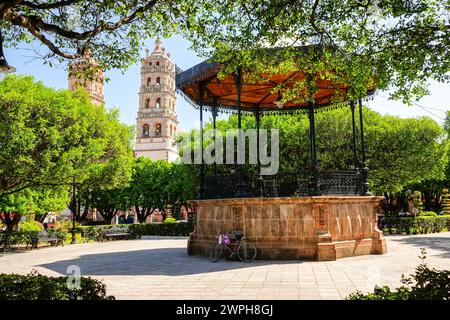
[67,48,104,106]
[134,38,179,161]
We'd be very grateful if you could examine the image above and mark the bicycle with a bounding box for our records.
[209,231,257,262]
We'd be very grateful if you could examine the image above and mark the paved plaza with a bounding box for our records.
[1,233,449,300]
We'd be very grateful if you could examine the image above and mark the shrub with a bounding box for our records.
[163,217,177,224]
[0,229,67,250]
[347,249,450,300]
[129,222,193,236]
[54,219,79,233]
[0,271,109,300]
[0,231,26,251]
[19,220,43,232]
[74,226,103,242]
[383,216,450,234]
[441,188,450,215]
[74,224,142,241]
[64,232,83,245]
[419,211,437,217]
[412,191,424,215]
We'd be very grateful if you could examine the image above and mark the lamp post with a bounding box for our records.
[0,29,16,75]
[70,177,77,244]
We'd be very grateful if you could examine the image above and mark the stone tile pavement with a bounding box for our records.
[0,232,449,300]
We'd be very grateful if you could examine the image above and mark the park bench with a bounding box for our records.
[34,230,64,248]
[102,226,131,241]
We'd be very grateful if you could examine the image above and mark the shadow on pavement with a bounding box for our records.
[38,244,304,277]
[389,235,450,259]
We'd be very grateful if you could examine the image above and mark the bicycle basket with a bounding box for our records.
[222,234,231,245]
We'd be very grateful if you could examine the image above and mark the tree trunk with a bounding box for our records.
[1,212,22,231]
[135,205,145,223]
[80,205,90,221]
[172,203,180,219]
[98,209,114,225]
[382,193,391,213]
[34,213,48,223]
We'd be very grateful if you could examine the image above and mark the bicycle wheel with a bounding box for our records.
[237,241,257,262]
[210,244,223,262]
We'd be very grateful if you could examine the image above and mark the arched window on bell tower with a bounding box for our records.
[155,123,162,137]
[145,98,150,109]
[143,124,149,137]
[156,77,161,85]
[147,78,151,86]
[155,97,161,108]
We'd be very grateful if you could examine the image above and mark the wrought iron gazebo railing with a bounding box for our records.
[319,171,361,195]
[203,170,362,199]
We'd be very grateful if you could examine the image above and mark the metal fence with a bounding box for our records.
[203,170,362,199]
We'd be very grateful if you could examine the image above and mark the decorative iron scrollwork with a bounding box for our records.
[203,170,361,199]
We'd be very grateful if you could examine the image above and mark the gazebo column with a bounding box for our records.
[235,70,247,197]
[255,109,261,172]
[212,98,218,198]
[350,101,362,194]
[308,102,321,196]
[254,108,264,197]
[358,97,371,196]
[198,81,206,199]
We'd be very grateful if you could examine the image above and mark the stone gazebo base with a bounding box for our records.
[187,196,387,261]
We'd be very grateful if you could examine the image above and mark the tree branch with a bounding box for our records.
[3,8,78,58]
[310,0,322,33]
[0,0,24,18]
[21,0,81,10]
[2,0,157,60]
[7,0,157,41]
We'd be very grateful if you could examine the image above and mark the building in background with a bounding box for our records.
[134,38,179,161]
[65,41,182,225]
[67,47,104,106]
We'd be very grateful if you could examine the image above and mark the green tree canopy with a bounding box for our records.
[31,186,70,223]
[0,189,33,231]
[71,107,134,222]
[0,185,70,231]
[190,106,448,195]
[187,0,450,103]
[86,187,129,225]
[0,75,133,199]
[127,158,196,223]
[1,0,205,70]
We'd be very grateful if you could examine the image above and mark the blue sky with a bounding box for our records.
[5,35,450,131]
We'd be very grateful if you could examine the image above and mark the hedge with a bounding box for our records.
[383,216,450,235]
[74,222,194,241]
[0,229,66,251]
[74,224,140,242]
[0,272,109,300]
[1,222,194,250]
[130,222,194,236]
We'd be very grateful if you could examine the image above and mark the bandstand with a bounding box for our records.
[176,47,386,261]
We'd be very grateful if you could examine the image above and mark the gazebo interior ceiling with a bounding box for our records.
[176,61,375,112]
